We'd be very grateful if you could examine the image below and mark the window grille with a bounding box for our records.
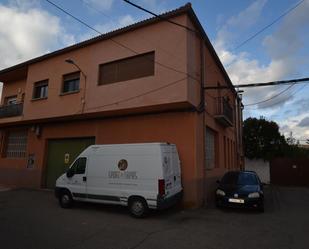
[5,130,28,158]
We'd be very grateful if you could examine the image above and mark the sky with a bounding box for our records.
[0,0,308,143]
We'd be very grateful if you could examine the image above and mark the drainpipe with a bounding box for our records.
[199,38,206,205]
[198,41,205,113]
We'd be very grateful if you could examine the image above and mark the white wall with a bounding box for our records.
[245,158,270,184]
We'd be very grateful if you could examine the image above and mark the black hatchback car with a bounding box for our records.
[215,171,264,212]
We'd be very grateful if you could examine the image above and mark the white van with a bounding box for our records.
[55,143,183,217]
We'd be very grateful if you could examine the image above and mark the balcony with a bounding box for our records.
[0,103,23,118]
[214,97,233,127]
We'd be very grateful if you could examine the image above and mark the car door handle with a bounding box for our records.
[83,176,87,182]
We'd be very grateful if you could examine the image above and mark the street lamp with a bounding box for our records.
[65,59,87,113]
[65,59,87,79]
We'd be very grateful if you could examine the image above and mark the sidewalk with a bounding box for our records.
[0,185,11,192]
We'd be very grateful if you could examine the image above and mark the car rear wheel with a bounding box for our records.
[59,190,73,208]
[129,197,148,218]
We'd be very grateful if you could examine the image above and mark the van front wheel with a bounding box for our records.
[59,190,73,208]
[129,197,148,218]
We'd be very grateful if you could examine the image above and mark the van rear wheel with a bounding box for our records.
[59,190,73,208]
[129,197,148,218]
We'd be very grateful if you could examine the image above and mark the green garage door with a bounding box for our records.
[45,137,95,189]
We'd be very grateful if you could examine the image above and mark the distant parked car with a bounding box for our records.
[215,171,264,212]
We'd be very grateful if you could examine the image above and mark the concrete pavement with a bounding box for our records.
[0,186,308,249]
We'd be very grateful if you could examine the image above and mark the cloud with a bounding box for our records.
[96,14,136,33]
[227,0,267,29]
[298,117,309,127]
[214,0,267,53]
[0,3,75,70]
[214,0,309,111]
[279,113,309,143]
[86,0,114,10]
[214,0,309,142]
[0,2,75,98]
[8,0,41,10]
[79,14,137,41]
[137,0,166,13]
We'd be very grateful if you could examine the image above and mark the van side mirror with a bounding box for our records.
[66,169,74,178]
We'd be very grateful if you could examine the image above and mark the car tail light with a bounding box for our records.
[158,179,165,196]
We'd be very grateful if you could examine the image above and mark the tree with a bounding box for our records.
[286,131,296,145]
[243,117,287,160]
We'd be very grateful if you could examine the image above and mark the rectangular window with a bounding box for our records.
[5,95,18,105]
[62,72,80,94]
[98,51,155,85]
[5,130,28,158]
[33,80,48,99]
[205,127,217,170]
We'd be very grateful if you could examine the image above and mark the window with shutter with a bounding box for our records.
[98,51,155,85]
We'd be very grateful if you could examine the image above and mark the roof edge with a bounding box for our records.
[0,3,192,78]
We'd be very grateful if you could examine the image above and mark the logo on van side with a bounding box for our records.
[118,159,128,171]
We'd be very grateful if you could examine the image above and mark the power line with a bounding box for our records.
[77,0,111,19]
[122,0,197,33]
[224,0,305,68]
[85,77,188,111]
[204,77,309,89]
[244,84,295,107]
[77,0,198,75]
[44,0,199,82]
[241,77,309,107]
[234,0,305,52]
[246,82,308,109]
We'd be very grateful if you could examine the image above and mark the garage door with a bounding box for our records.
[45,137,95,189]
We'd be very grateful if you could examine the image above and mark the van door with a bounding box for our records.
[162,146,181,197]
[171,146,182,192]
[66,157,87,199]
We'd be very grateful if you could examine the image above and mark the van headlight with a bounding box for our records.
[216,189,225,196]
[248,192,260,198]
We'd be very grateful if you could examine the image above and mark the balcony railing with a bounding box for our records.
[214,97,233,127]
[0,103,23,118]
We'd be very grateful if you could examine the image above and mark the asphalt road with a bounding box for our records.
[0,186,308,249]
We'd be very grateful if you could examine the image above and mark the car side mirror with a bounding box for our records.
[66,169,74,178]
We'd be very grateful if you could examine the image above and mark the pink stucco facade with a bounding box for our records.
[0,4,243,207]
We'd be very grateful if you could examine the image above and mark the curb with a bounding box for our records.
[0,187,11,192]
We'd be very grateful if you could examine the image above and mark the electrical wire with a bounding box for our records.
[122,0,197,33]
[44,0,199,83]
[223,0,305,68]
[84,77,188,111]
[244,84,296,106]
[204,77,309,89]
[77,0,199,77]
[120,0,305,93]
[245,83,308,110]
[233,0,305,52]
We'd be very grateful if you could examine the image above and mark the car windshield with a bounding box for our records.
[221,172,258,185]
